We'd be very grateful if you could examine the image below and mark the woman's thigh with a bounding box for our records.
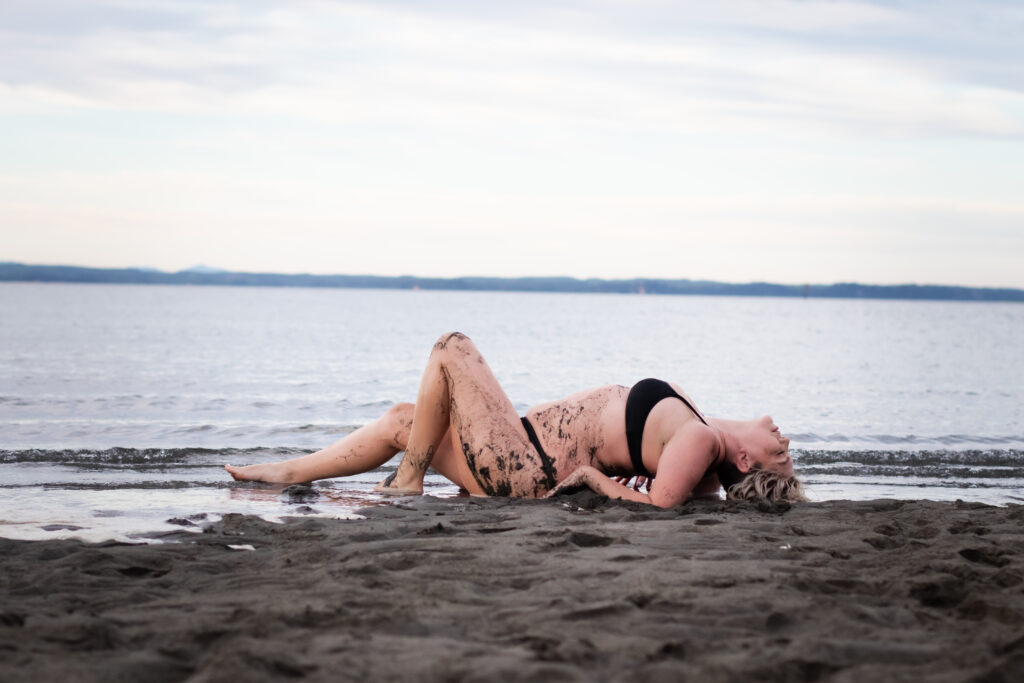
[438,333,557,497]
[428,427,481,495]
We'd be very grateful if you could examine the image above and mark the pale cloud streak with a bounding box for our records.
[3,0,1021,135]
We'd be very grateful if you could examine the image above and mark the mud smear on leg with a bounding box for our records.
[462,441,492,495]
[374,445,432,495]
[462,443,516,498]
[433,331,469,353]
[391,415,413,449]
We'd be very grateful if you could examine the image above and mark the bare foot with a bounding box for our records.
[225,463,289,483]
[373,471,423,496]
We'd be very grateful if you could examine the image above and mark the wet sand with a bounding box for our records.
[1,495,1022,682]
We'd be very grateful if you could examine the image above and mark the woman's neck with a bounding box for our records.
[706,417,749,467]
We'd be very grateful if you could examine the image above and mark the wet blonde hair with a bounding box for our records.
[725,468,807,503]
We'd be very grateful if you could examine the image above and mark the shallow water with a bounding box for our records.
[2,283,1022,541]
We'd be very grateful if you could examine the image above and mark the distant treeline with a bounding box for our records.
[2,262,1022,302]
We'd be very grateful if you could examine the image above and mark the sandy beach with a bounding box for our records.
[1,494,1022,682]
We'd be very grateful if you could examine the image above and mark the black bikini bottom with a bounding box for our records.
[521,417,550,461]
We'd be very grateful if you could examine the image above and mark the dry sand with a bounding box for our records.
[1,494,1023,682]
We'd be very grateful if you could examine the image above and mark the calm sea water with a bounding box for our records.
[2,283,1022,542]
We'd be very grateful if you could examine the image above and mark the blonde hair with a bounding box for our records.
[726,468,807,503]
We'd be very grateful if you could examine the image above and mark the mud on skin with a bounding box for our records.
[409,445,435,475]
[458,425,545,498]
[433,331,470,353]
[433,331,589,498]
[392,415,413,451]
[462,442,514,497]
[532,386,621,474]
[443,349,546,497]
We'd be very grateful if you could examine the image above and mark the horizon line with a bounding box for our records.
[2,260,1021,293]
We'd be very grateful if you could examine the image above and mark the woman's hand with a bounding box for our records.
[612,475,651,492]
[549,466,654,505]
[544,467,594,498]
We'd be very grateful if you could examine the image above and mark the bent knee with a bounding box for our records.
[379,403,414,448]
[432,331,476,357]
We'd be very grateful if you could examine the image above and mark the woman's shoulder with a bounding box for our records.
[653,421,719,479]
[661,418,718,464]
[675,419,716,446]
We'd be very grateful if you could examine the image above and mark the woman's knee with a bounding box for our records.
[431,331,477,359]
[378,402,414,449]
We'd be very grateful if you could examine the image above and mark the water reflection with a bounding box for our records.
[224,480,465,513]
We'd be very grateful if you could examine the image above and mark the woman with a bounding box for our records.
[226,332,805,506]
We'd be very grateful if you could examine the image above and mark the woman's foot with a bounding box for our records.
[373,471,424,496]
[225,463,292,483]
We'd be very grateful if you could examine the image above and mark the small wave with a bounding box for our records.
[793,449,1024,481]
[264,424,356,435]
[795,448,1024,467]
[358,399,394,408]
[801,478,1019,491]
[793,434,1024,446]
[933,434,1024,446]
[40,481,238,490]
[0,447,312,465]
[798,465,1024,480]
[250,401,277,408]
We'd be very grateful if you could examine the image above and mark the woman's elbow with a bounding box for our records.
[648,490,688,508]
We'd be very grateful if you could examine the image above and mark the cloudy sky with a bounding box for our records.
[2,0,1022,287]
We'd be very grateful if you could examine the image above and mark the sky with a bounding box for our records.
[1,0,1023,287]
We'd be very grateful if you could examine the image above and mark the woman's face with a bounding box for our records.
[747,415,794,476]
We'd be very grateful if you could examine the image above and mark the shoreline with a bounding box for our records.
[2,495,1022,682]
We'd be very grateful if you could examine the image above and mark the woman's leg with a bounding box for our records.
[225,403,415,484]
[375,332,557,497]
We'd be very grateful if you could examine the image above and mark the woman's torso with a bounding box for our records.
[524,385,629,479]
[523,381,713,484]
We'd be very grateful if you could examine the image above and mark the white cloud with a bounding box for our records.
[2,1,1021,136]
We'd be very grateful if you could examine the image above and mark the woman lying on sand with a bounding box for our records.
[226,332,805,507]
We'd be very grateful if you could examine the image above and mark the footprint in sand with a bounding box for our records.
[863,534,906,550]
[948,520,991,536]
[568,531,615,547]
[959,547,1010,567]
[909,578,967,608]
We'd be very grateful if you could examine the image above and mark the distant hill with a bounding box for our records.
[1,261,1022,302]
[180,265,229,274]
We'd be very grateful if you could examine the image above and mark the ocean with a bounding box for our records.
[2,282,1022,542]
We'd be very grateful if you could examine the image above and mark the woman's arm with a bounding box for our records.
[548,426,717,508]
[545,466,652,504]
[645,426,719,507]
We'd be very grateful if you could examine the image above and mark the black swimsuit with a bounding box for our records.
[625,378,708,478]
[521,416,549,461]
